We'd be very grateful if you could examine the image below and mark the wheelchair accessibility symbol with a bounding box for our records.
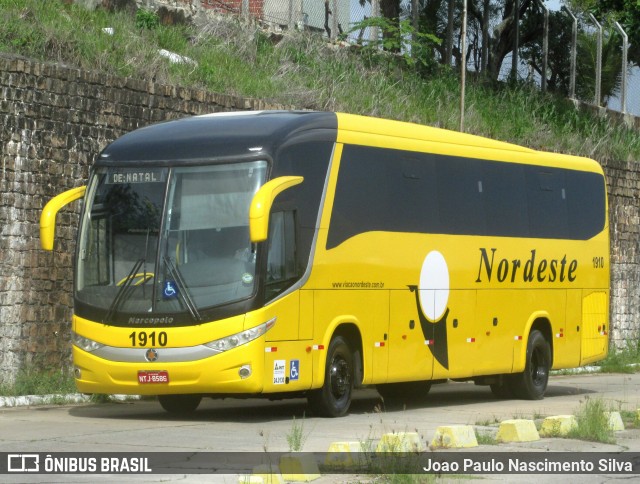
[290,360,299,381]
[163,280,178,299]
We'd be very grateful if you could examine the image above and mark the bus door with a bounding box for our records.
[555,289,582,368]
[388,290,434,383]
[436,289,477,379]
[473,290,516,376]
[580,290,608,364]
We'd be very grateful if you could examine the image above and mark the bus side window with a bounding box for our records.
[266,211,298,300]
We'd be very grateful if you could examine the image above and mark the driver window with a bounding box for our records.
[266,211,298,300]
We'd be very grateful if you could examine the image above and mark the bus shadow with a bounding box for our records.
[370,382,597,413]
[66,382,596,423]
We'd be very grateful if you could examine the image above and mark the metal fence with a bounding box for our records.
[197,0,633,117]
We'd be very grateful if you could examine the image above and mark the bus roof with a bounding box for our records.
[95,110,602,174]
[96,111,337,164]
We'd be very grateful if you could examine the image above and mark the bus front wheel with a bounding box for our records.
[308,336,354,417]
[158,394,202,414]
[512,330,551,400]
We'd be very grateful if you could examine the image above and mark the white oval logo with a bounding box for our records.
[418,250,450,322]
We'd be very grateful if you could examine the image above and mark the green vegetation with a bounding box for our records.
[135,8,160,31]
[474,429,498,445]
[0,366,76,396]
[619,409,640,429]
[0,0,639,162]
[596,342,640,373]
[567,397,616,444]
[285,413,309,451]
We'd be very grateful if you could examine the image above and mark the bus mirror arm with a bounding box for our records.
[40,186,87,251]
[249,176,303,243]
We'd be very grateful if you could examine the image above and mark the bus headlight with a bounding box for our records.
[204,317,276,354]
[72,331,104,353]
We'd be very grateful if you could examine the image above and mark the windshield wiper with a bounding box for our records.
[163,256,202,323]
[104,258,145,324]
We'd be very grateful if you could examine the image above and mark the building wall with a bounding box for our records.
[0,52,638,384]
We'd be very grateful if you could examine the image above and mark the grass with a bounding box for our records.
[0,0,639,163]
[567,397,616,444]
[0,366,76,396]
[0,366,113,404]
[596,342,640,373]
[619,409,640,429]
[285,413,309,451]
[474,429,498,445]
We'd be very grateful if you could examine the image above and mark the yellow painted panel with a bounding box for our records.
[262,340,313,393]
[264,291,300,342]
[299,289,314,340]
[387,290,434,382]
[555,289,582,369]
[436,290,476,379]
[73,313,245,348]
[312,289,389,385]
[581,291,609,365]
[474,290,517,375]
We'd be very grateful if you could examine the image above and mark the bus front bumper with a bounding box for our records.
[72,338,265,396]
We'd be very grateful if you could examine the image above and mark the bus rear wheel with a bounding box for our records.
[512,330,551,400]
[158,394,202,414]
[308,336,354,417]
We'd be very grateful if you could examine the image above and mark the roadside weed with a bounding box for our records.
[567,397,615,444]
[285,413,309,451]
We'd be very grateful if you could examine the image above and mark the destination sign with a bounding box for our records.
[106,169,166,185]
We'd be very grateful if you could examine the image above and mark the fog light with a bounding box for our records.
[239,365,252,379]
[74,367,82,379]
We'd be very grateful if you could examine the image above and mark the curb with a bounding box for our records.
[0,394,141,408]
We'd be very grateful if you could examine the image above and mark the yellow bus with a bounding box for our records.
[41,111,609,416]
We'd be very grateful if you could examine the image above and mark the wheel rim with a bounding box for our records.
[530,346,548,386]
[329,354,351,401]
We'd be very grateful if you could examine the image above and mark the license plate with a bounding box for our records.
[138,370,169,384]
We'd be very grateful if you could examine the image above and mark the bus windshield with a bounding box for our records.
[76,161,268,323]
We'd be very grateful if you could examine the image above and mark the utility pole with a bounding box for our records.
[562,6,577,100]
[614,21,628,114]
[512,0,520,81]
[588,13,602,106]
[460,0,468,132]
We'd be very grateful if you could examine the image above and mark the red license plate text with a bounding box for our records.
[138,370,169,384]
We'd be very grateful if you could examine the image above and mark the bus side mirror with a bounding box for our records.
[249,176,303,243]
[40,186,87,251]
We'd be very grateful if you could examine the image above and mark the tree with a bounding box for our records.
[480,0,546,81]
[567,0,640,65]
[358,0,403,51]
[575,28,624,104]
[419,0,545,81]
